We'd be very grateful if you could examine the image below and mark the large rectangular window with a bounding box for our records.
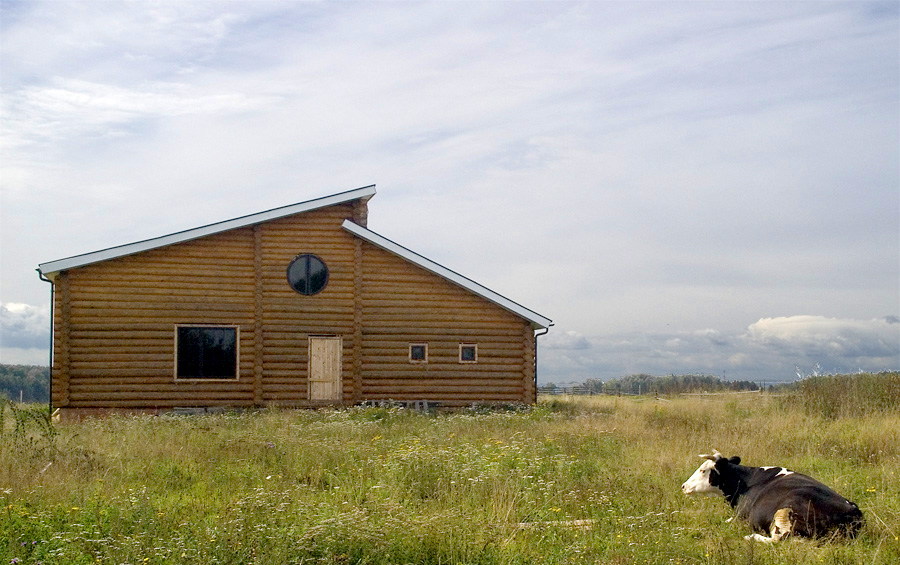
[175,326,239,379]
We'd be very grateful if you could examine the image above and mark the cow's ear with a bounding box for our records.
[729,456,741,465]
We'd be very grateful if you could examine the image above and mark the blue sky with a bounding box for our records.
[1,1,898,383]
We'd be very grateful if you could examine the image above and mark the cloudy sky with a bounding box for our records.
[1,1,898,383]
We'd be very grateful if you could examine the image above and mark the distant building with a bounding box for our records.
[38,186,551,417]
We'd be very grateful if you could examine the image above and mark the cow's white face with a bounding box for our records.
[681,459,723,496]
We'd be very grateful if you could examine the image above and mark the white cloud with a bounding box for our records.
[543,330,590,351]
[745,315,899,358]
[538,315,899,384]
[0,347,48,366]
[0,302,50,351]
[2,78,275,155]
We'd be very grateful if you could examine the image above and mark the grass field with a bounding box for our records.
[2,373,898,564]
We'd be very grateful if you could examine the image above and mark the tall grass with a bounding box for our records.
[1,376,898,564]
[778,371,900,419]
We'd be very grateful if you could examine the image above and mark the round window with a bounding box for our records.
[287,254,329,295]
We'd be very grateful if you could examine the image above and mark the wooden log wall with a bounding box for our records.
[61,228,256,408]
[351,196,367,403]
[51,272,71,407]
[53,197,537,410]
[524,323,537,403]
[256,205,357,405]
[57,204,360,409]
[253,224,264,404]
[358,244,533,405]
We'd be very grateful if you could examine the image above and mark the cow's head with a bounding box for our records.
[681,450,741,496]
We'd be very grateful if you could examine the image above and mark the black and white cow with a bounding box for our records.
[681,450,863,542]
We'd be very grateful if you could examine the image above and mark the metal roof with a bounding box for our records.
[38,185,377,278]
[342,220,552,330]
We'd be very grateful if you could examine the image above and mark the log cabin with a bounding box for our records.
[37,186,552,418]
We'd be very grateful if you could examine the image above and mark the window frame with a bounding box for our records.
[459,343,478,364]
[409,343,428,364]
[286,253,329,296]
[174,324,240,381]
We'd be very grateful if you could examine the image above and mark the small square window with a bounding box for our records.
[409,343,428,363]
[459,344,478,363]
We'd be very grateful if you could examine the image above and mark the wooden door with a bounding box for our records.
[309,336,342,402]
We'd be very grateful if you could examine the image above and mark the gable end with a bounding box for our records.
[342,220,552,330]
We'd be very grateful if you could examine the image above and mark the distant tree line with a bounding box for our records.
[0,364,49,403]
[539,373,759,396]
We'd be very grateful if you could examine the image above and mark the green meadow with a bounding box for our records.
[2,373,898,564]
